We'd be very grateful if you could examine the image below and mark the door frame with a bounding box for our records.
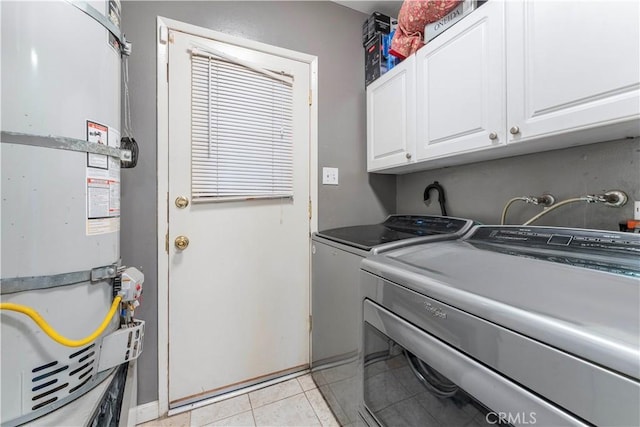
[156,16,318,417]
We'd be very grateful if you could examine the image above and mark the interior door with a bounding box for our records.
[167,30,311,406]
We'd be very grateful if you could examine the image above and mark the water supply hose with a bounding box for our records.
[500,197,527,225]
[501,194,556,225]
[0,295,122,347]
[522,197,587,226]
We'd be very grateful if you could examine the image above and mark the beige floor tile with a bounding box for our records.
[297,374,317,391]
[248,379,303,408]
[203,410,255,427]
[253,393,321,427]
[138,411,191,427]
[191,395,252,426]
[305,389,339,427]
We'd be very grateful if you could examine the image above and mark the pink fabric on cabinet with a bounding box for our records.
[390,0,462,59]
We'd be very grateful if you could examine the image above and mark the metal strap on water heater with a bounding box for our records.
[1,131,123,159]
[0,264,120,295]
[65,0,131,55]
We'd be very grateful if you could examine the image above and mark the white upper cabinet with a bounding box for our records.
[366,55,416,171]
[505,1,640,143]
[365,0,640,173]
[415,0,506,161]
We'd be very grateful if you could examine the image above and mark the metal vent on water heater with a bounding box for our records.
[67,343,96,392]
[30,361,69,411]
[28,344,98,411]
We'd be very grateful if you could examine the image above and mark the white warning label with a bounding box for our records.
[87,120,108,145]
[86,120,121,236]
[87,166,120,235]
[88,178,110,218]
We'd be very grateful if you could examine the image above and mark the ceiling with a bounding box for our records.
[332,1,403,19]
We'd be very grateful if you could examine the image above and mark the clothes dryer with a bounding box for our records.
[311,215,474,425]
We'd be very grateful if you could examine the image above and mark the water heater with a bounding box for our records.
[1,1,144,425]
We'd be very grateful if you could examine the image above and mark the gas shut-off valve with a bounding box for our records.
[96,267,145,374]
[116,267,144,324]
[117,267,144,320]
[119,267,144,302]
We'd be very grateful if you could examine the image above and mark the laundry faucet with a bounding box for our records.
[423,181,448,216]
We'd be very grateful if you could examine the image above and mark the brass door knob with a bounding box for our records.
[175,196,189,209]
[175,236,189,250]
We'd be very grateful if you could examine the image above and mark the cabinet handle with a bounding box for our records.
[489,132,498,140]
[509,126,520,135]
[406,153,412,159]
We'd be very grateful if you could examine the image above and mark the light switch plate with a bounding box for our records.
[322,167,339,185]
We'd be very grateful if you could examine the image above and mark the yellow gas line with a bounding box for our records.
[0,296,122,347]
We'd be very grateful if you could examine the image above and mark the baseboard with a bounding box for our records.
[133,400,159,425]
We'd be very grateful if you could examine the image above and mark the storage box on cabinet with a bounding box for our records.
[366,0,640,174]
[424,0,478,43]
[362,11,395,46]
[365,32,399,87]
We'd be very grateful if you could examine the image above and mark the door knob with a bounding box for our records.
[405,152,412,160]
[175,196,189,209]
[175,236,190,250]
[509,126,520,135]
[489,132,498,140]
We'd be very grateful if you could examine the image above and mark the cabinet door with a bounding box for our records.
[366,55,416,172]
[506,1,640,143]
[415,1,506,161]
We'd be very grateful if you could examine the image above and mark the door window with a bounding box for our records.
[191,50,294,202]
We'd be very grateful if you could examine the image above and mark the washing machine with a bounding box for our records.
[359,225,640,426]
[311,215,474,425]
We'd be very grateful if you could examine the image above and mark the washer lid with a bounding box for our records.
[362,226,640,380]
[315,215,472,251]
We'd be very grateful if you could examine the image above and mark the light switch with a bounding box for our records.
[322,167,339,185]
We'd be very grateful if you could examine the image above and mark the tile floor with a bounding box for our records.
[138,374,339,427]
[310,360,360,426]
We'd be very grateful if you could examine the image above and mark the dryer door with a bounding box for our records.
[361,300,586,427]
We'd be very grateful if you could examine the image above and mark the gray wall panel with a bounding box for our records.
[396,138,640,230]
[120,1,395,405]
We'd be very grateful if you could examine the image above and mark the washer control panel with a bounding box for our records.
[469,226,640,254]
[383,215,471,235]
[467,226,640,277]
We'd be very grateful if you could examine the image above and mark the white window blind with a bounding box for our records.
[191,49,294,202]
